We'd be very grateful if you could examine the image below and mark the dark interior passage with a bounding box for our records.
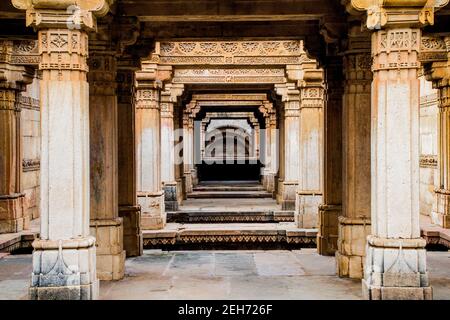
[196,161,263,181]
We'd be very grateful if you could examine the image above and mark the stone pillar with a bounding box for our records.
[269,112,278,195]
[88,36,125,280]
[135,72,165,230]
[336,27,372,279]
[0,40,32,234]
[262,116,272,189]
[275,83,300,210]
[183,113,194,195]
[317,57,343,255]
[117,60,142,257]
[12,0,114,299]
[160,84,183,211]
[347,0,449,301]
[428,37,450,229]
[160,88,177,211]
[296,67,324,228]
[367,25,430,301]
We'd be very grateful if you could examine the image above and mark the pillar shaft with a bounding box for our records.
[0,48,27,233]
[317,58,343,255]
[363,27,430,300]
[88,48,125,280]
[431,38,450,228]
[135,85,165,229]
[160,97,178,211]
[337,29,372,279]
[296,73,324,228]
[29,26,98,299]
[277,84,300,210]
[183,115,194,194]
[117,62,142,257]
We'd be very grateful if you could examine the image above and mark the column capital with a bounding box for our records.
[346,0,449,29]
[12,0,114,31]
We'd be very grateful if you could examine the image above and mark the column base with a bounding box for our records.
[317,204,340,256]
[191,168,198,186]
[0,193,25,234]
[336,216,371,279]
[90,218,125,281]
[163,182,178,211]
[362,280,432,300]
[119,205,143,257]
[363,236,432,300]
[432,189,450,228]
[176,179,183,204]
[280,181,298,210]
[30,237,99,300]
[138,191,166,230]
[295,192,322,228]
[184,172,193,195]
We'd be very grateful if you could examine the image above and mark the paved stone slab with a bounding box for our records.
[214,252,258,276]
[0,250,449,300]
[164,252,215,277]
[253,252,306,276]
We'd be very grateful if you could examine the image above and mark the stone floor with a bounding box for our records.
[1,249,449,300]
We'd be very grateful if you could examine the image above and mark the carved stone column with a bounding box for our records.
[425,37,450,229]
[12,0,113,299]
[337,27,372,279]
[296,66,324,228]
[183,112,194,195]
[117,58,142,257]
[160,84,183,211]
[275,83,300,210]
[317,57,343,255]
[135,66,165,230]
[347,0,448,299]
[0,40,32,234]
[88,31,125,280]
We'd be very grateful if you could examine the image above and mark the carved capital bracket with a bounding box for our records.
[12,0,114,31]
[160,83,184,118]
[345,0,449,29]
[0,40,35,91]
[421,35,450,96]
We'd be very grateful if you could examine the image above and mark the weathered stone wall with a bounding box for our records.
[20,72,40,221]
[419,76,438,218]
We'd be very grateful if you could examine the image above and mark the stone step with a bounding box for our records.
[143,222,317,250]
[187,191,273,199]
[193,186,266,192]
[167,210,294,223]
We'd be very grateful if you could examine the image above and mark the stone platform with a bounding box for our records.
[143,222,317,249]
[420,215,450,249]
[0,219,39,253]
[187,181,274,199]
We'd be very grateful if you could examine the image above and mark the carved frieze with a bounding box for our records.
[173,67,286,84]
[372,29,420,72]
[135,88,159,109]
[419,36,448,63]
[420,155,438,168]
[23,158,40,172]
[155,40,305,66]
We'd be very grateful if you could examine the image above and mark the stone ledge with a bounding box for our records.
[142,223,317,249]
[167,210,294,223]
